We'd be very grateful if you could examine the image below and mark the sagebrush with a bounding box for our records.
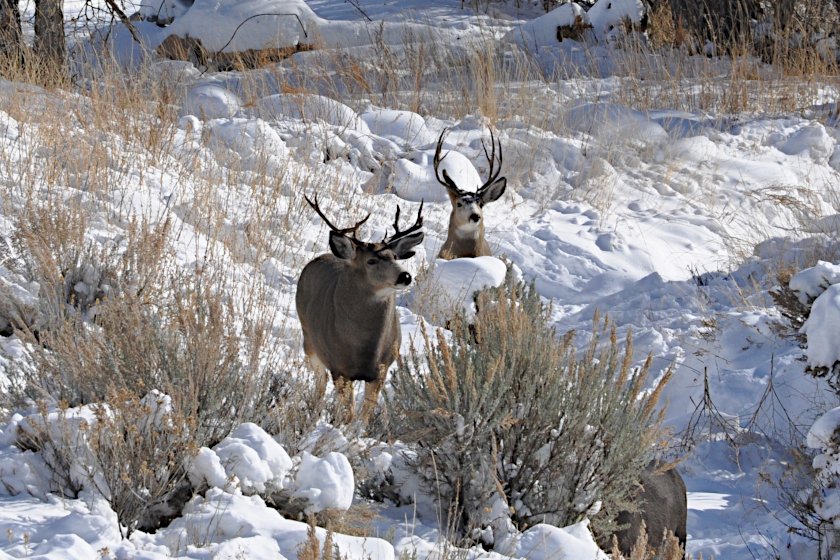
[388,274,671,546]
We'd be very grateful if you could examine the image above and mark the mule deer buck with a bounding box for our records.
[295,195,424,422]
[612,461,687,556]
[434,128,507,260]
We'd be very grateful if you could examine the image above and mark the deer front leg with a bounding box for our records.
[332,375,355,425]
[304,351,329,405]
[360,377,384,424]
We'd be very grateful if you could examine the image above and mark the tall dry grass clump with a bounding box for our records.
[0,54,319,535]
[4,215,283,534]
[270,24,547,125]
[387,275,671,545]
[610,522,686,560]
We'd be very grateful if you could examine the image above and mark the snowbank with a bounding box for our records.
[164,0,319,52]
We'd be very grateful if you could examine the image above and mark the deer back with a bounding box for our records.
[613,462,687,555]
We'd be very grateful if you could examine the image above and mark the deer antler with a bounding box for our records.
[477,127,503,196]
[304,194,370,240]
[433,129,466,196]
[386,200,424,243]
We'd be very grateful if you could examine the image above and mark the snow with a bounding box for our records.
[138,0,192,24]
[3,0,840,558]
[292,452,354,513]
[802,285,840,370]
[360,109,435,147]
[181,85,242,120]
[792,261,840,371]
[164,0,319,52]
[791,261,840,303]
[587,0,645,41]
[807,407,840,450]
[513,521,609,560]
[200,423,293,495]
[505,0,645,49]
[167,488,393,558]
[415,257,509,322]
[505,3,588,51]
[255,93,371,134]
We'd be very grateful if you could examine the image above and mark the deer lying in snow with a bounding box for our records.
[295,194,424,423]
[433,128,507,260]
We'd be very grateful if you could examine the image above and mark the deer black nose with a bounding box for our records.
[469,213,480,223]
[397,271,412,286]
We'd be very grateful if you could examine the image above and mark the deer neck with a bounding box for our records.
[447,214,485,253]
[452,209,486,237]
[334,271,396,316]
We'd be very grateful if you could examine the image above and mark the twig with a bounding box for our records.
[345,0,373,22]
[102,0,141,44]
[214,12,309,55]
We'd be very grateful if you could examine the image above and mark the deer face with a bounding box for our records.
[446,179,507,235]
[328,235,422,295]
[305,195,424,296]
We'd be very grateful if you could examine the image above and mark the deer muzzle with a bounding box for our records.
[397,271,412,286]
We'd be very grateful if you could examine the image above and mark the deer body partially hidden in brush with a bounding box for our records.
[612,461,688,556]
[295,195,424,423]
[434,128,507,260]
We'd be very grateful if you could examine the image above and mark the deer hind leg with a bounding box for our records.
[332,374,355,425]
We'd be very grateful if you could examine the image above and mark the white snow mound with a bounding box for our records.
[255,94,370,134]
[292,451,355,513]
[181,85,242,120]
[164,0,320,52]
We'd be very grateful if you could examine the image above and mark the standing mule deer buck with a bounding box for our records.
[434,128,507,260]
[295,195,424,423]
[612,461,688,557]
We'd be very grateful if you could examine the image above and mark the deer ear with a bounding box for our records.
[480,177,506,204]
[389,231,424,260]
[329,231,356,260]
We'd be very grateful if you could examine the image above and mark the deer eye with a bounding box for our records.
[457,202,463,207]
[367,258,378,266]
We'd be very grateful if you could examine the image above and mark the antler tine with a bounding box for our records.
[387,200,424,242]
[433,129,465,195]
[304,194,370,238]
[477,127,503,194]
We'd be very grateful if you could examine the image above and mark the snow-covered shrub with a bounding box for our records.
[803,407,840,556]
[766,259,840,552]
[780,261,840,389]
[1,211,173,357]
[770,267,811,345]
[15,391,191,537]
[4,262,284,533]
[387,276,669,546]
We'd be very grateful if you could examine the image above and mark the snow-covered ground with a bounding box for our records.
[3,0,840,558]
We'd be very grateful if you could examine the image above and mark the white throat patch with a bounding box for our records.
[456,221,481,236]
[374,286,403,300]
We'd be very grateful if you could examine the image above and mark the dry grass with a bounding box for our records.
[298,516,340,560]
[0,3,839,549]
[0,44,333,535]
[610,521,688,560]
